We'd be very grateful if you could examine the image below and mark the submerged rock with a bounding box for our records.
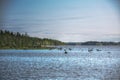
[64,49,68,54]
[88,48,93,52]
[64,51,67,54]
[69,48,72,51]
[96,49,101,51]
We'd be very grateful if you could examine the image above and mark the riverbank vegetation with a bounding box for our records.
[0,30,64,49]
[0,30,120,49]
[66,41,120,45]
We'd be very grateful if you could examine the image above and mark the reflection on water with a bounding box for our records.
[0,46,120,80]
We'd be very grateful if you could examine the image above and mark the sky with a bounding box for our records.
[0,0,120,42]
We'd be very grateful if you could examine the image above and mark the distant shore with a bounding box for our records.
[0,30,120,49]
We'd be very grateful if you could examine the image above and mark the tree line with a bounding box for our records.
[66,41,120,45]
[80,41,120,45]
[0,30,64,49]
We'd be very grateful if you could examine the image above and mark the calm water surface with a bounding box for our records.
[0,46,120,80]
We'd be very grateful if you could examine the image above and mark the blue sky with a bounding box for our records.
[1,0,120,42]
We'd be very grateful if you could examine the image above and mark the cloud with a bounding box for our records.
[57,16,89,21]
[28,16,89,22]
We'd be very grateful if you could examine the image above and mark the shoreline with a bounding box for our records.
[0,45,120,50]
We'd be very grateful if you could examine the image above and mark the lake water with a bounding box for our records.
[0,46,120,80]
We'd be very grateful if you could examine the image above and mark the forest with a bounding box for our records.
[0,30,64,49]
[67,41,120,45]
[0,29,119,49]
